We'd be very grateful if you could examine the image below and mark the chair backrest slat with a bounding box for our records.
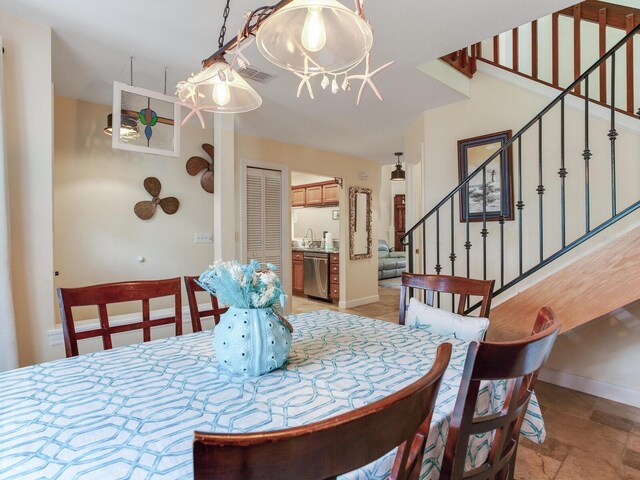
[184,276,228,332]
[57,277,182,357]
[400,273,495,325]
[194,343,453,480]
[439,307,560,480]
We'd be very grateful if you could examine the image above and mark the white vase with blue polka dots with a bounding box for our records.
[213,307,292,376]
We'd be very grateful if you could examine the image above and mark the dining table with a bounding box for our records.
[0,310,545,480]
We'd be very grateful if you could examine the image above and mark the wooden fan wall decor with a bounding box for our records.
[134,177,179,220]
[186,143,214,193]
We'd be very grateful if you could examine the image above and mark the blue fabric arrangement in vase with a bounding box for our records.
[198,260,292,376]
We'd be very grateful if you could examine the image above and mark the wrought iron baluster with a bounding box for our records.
[517,137,524,275]
[583,77,592,233]
[435,209,442,275]
[465,182,471,279]
[499,211,505,288]
[609,53,618,217]
[450,197,456,312]
[422,222,426,275]
[450,197,456,276]
[408,235,414,274]
[537,119,545,262]
[558,98,567,248]
[481,167,488,280]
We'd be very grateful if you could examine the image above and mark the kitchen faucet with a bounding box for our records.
[304,228,314,247]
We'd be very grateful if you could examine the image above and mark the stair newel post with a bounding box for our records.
[559,98,568,249]
[609,52,618,217]
[481,167,488,281]
[407,234,414,302]
[583,77,592,234]
[450,196,456,312]
[517,137,524,276]
[537,119,545,263]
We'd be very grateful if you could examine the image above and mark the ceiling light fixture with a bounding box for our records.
[390,152,405,182]
[176,0,393,121]
[104,113,140,141]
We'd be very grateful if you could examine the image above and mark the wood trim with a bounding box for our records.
[559,0,640,30]
[552,13,559,87]
[493,35,500,63]
[574,4,582,95]
[626,13,635,114]
[599,8,607,103]
[531,20,538,80]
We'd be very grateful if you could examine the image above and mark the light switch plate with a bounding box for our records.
[194,232,213,243]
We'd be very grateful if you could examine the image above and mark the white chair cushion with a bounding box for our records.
[405,297,490,341]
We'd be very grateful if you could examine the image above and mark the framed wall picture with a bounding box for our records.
[112,82,181,157]
[458,130,514,222]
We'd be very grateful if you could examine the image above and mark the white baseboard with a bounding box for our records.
[539,367,640,408]
[339,295,380,309]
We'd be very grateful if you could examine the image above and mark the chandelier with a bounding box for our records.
[176,0,394,125]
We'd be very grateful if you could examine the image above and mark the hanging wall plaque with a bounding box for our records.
[112,82,181,157]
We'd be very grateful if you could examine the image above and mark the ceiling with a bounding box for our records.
[0,0,577,163]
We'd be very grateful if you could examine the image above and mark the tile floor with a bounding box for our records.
[291,286,640,480]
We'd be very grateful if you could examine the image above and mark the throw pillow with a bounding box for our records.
[405,297,490,341]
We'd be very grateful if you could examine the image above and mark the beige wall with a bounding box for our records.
[378,164,406,247]
[415,69,640,400]
[292,207,340,241]
[236,133,380,307]
[1,12,54,367]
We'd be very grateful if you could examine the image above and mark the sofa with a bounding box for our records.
[378,240,406,279]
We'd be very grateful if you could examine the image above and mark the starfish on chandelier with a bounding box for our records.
[227,31,254,70]
[347,53,395,106]
[292,58,317,100]
[179,99,207,129]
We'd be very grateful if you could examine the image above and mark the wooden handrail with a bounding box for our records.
[558,0,640,30]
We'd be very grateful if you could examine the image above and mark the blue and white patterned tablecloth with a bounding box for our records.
[0,310,544,479]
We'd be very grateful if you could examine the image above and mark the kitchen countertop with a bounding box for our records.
[292,247,339,254]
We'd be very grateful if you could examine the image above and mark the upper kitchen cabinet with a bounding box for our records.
[291,181,339,207]
[291,187,306,207]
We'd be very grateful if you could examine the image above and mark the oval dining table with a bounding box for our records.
[0,310,545,479]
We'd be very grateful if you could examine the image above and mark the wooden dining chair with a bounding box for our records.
[184,275,228,332]
[439,307,560,480]
[57,277,182,358]
[193,343,452,480]
[399,273,495,325]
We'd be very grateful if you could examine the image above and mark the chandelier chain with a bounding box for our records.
[130,56,134,86]
[218,0,232,49]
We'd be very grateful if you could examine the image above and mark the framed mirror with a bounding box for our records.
[349,187,372,260]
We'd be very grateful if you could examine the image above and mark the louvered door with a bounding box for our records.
[245,167,282,271]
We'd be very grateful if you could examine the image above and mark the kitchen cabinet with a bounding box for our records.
[292,250,304,296]
[291,181,339,207]
[291,188,306,207]
[329,253,340,302]
[305,186,323,206]
[322,183,339,205]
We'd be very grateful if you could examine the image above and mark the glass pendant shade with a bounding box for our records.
[103,113,140,140]
[256,0,373,74]
[176,60,262,113]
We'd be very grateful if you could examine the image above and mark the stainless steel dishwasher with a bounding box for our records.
[303,251,329,300]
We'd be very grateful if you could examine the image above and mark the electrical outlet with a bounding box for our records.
[194,232,213,243]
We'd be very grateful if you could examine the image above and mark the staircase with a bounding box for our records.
[403,4,640,339]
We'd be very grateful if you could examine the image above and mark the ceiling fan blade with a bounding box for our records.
[186,156,209,176]
[143,177,162,198]
[200,170,214,194]
[159,197,179,215]
[202,143,215,161]
[134,201,156,220]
